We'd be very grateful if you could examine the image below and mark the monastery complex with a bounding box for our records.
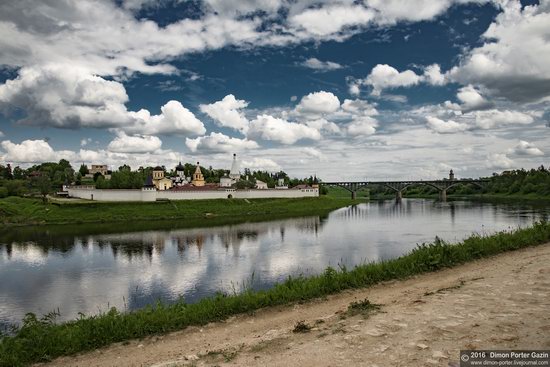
[67,154,319,202]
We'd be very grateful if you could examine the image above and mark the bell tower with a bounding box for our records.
[191,162,205,187]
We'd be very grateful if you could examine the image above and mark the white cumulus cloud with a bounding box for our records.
[508,140,544,156]
[241,157,281,172]
[353,63,448,96]
[1,139,63,163]
[107,132,162,153]
[301,147,327,161]
[366,0,464,24]
[423,64,446,86]
[341,99,379,116]
[474,109,534,129]
[0,64,206,136]
[288,4,375,37]
[248,114,321,145]
[0,65,131,128]
[295,91,341,116]
[363,64,422,96]
[301,58,343,71]
[346,116,378,137]
[486,153,514,169]
[185,132,258,153]
[449,1,550,103]
[456,85,493,111]
[126,101,206,136]
[426,116,468,134]
[199,94,250,133]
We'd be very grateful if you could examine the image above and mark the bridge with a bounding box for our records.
[322,171,488,201]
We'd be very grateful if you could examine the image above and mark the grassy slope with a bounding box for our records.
[1,222,550,366]
[0,196,359,226]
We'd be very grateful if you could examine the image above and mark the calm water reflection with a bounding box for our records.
[1,199,549,328]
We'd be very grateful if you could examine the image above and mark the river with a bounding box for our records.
[1,198,549,330]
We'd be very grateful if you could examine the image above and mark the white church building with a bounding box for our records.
[220,153,240,188]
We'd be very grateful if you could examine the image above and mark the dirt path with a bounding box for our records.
[43,243,550,367]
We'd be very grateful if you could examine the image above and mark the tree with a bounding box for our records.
[95,175,108,189]
[58,159,72,171]
[235,180,255,189]
[79,164,89,176]
[4,180,27,197]
[5,164,13,180]
[93,172,103,182]
[35,175,51,203]
[12,166,25,180]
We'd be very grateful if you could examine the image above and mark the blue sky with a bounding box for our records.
[0,0,548,180]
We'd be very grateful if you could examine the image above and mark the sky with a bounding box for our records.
[0,0,549,181]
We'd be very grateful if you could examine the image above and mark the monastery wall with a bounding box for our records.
[233,188,318,199]
[157,190,231,200]
[67,187,319,202]
[67,187,153,202]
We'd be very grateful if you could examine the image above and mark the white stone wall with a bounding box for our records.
[233,189,318,199]
[67,187,143,202]
[67,186,319,202]
[157,190,231,200]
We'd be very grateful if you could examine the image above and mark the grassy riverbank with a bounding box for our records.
[1,222,550,366]
[0,196,358,226]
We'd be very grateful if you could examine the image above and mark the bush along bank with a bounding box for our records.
[1,221,550,366]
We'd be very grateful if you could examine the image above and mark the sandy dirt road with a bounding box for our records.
[42,243,550,367]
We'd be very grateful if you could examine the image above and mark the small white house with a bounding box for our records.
[220,176,233,187]
[275,177,288,189]
[255,180,268,189]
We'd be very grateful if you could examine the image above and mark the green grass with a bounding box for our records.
[0,196,358,226]
[1,221,550,366]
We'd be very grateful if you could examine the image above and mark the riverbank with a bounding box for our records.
[41,240,550,367]
[1,221,549,366]
[0,196,358,227]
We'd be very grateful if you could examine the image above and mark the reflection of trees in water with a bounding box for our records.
[333,204,370,220]
[449,202,456,224]
[174,235,205,255]
[0,215,326,262]
[104,236,167,260]
[219,230,257,253]
[0,229,75,258]
[3,242,11,258]
[332,200,469,222]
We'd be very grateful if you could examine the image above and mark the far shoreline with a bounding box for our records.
[0,196,360,228]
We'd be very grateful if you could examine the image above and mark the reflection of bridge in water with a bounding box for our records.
[323,171,488,201]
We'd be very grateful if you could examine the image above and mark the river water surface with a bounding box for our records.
[1,198,549,329]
